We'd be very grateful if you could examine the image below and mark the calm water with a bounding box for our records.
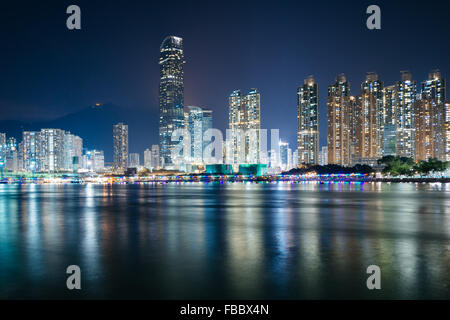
[0,182,449,299]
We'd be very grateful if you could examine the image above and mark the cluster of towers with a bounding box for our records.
[298,70,448,167]
[158,36,265,169]
[158,36,213,170]
[0,129,105,174]
[159,35,448,171]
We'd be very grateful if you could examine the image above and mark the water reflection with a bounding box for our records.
[0,182,449,299]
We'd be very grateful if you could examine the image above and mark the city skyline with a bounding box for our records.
[1,1,449,153]
[1,1,450,304]
[0,64,448,172]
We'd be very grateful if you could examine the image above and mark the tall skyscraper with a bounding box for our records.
[0,133,6,171]
[395,71,416,158]
[4,137,19,172]
[279,141,289,171]
[327,74,351,166]
[383,85,397,156]
[445,101,450,161]
[348,95,360,160]
[22,131,40,172]
[185,106,213,164]
[355,72,384,164]
[422,70,446,105]
[415,96,436,161]
[228,89,261,164]
[419,70,446,160]
[159,36,185,168]
[297,75,319,165]
[186,106,204,163]
[64,133,83,172]
[113,123,128,173]
[39,129,66,172]
[202,108,213,161]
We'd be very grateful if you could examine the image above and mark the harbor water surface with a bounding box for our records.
[0,182,449,299]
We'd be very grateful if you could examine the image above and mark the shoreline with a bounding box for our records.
[0,175,449,184]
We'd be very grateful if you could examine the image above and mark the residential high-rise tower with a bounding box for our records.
[228,89,261,164]
[395,71,416,158]
[113,123,128,173]
[297,75,319,165]
[327,74,351,166]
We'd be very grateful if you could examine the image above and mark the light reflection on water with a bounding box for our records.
[0,182,449,299]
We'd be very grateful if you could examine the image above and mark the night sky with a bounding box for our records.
[1,0,449,151]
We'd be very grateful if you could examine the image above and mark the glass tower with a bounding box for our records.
[158,36,185,168]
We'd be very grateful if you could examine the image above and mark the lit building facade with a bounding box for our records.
[158,36,185,167]
[279,141,292,171]
[419,70,446,160]
[383,85,397,156]
[395,71,416,158]
[0,133,7,171]
[151,144,160,169]
[20,129,82,173]
[415,96,436,161]
[445,101,450,161]
[202,108,213,161]
[22,131,40,172]
[4,137,19,172]
[320,146,328,166]
[297,76,319,165]
[128,153,140,168]
[327,74,351,166]
[228,89,261,164]
[64,133,83,172]
[82,150,105,173]
[292,149,298,168]
[355,72,384,164]
[113,123,128,173]
[0,133,5,150]
[39,129,66,172]
[144,148,152,169]
[186,106,213,163]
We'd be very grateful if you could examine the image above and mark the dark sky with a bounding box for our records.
[1,0,449,149]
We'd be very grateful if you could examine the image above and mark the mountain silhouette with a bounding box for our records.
[0,103,159,162]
